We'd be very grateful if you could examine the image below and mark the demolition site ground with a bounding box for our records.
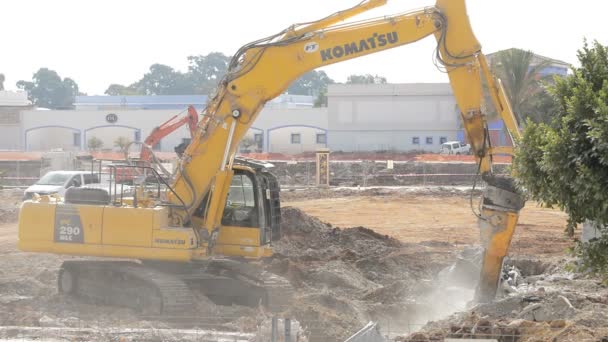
[1,187,607,341]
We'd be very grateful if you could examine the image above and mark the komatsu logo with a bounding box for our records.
[155,238,186,245]
[320,32,399,62]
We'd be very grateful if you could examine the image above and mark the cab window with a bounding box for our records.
[221,173,258,228]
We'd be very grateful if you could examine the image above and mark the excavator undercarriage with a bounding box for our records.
[58,258,293,316]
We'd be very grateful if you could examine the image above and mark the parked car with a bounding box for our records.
[439,141,471,155]
[23,171,99,200]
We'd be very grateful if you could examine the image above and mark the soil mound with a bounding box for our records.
[266,207,451,341]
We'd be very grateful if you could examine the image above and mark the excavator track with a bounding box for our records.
[59,259,294,316]
[59,260,196,316]
[148,259,294,313]
[198,259,294,313]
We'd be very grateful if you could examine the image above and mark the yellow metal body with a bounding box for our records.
[19,0,522,300]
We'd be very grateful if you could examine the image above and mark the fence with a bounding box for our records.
[0,160,48,187]
[271,160,510,188]
[0,159,510,189]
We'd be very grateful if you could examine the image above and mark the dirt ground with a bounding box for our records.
[282,188,571,257]
[1,187,607,341]
[281,188,608,341]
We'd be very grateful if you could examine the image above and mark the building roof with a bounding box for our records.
[487,48,570,68]
[0,91,31,106]
[328,83,453,96]
[74,95,208,110]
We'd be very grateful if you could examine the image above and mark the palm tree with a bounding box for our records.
[489,48,553,124]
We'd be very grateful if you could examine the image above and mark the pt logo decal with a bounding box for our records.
[54,205,84,243]
[320,32,399,62]
[304,42,319,53]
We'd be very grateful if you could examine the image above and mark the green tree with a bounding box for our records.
[187,52,230,95]
[87,136,104,151]
[0,74,4,91]
[490,49,557,124]
[105,84,141,96]
[105,52,231,96]
[346,74,387,84]
[17,68,81,109]
[113,136,132,152]
[134,64,195,95]
[105,64,195,96]
[513,41,608,272]
[288,70,334,107]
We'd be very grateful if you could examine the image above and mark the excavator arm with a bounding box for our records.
[140,105,199,161]
[171,0,524,301]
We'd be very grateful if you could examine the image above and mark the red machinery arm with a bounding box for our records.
[140,105,199,161]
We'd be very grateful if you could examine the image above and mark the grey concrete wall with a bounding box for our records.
[327,83,460,152]
[22,106,329,154]
[0,126,22,150]
[0,105,30,150]
[247,107,328,153]
[329,130,457,152]
[21,109,192,152]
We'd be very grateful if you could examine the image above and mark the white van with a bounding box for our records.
[439,141,471,155]
[23,171,99,200]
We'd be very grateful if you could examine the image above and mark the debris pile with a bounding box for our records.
[0,189,22,223]
[399,257,608,341]
[266,207,457,341]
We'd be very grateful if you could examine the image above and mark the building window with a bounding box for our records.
[73,132,81,147]
[440,137,447,144]
[412,137,420,145]
[316,133,327,144]
[134,131,141,142]
[426,137,433,145]
[254,133,263,150]
[291,133,301,144]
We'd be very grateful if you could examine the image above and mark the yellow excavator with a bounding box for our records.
[18,0,525,314]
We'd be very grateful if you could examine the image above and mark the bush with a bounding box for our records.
[514,41,608,274]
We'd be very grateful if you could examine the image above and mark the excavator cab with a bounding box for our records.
[192,157,282,256]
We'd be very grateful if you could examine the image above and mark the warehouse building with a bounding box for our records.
[2,85,477,154]
[17,94,325,154]
[326,83,459,152]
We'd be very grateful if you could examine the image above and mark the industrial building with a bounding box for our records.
[326,83,459,152]
[0,49,569,155]
[1,84,458,154]
[0,84,504,155]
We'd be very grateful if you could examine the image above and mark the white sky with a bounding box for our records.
[1,0,606,95]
